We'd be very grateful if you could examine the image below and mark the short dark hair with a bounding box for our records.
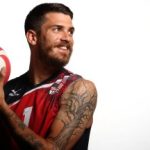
[24,3,73,33]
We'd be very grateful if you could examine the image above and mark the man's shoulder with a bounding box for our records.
[60,69,97,106]
[65,78,97,95]
[63,68,97,93]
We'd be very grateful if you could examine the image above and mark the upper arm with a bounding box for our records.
[47,78,97,150]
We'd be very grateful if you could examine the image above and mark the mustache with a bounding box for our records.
[55,41,72,50]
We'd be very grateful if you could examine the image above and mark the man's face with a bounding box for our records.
[36,12,74,68]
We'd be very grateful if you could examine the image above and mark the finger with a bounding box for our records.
[0,67,6,85]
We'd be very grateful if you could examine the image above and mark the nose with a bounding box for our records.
[61,31,73,42]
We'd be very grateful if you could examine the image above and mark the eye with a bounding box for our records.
[69,29,74,36]
[52,26,62,33]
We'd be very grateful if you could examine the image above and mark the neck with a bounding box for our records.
[28,60,61,85]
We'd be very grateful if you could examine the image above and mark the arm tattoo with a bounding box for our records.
[26,135,43,149]
[8,112,26,130]
[2,109,44,149]
[52,79,97,149]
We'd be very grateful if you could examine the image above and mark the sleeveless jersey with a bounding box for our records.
[0,68,91,150]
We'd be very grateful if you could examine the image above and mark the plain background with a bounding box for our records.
[0,0,150,150]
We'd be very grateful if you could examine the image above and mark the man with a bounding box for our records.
[0,3,97,150]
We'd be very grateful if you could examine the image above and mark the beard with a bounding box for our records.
[37,43,72,69]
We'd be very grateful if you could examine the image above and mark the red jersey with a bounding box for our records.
[1,68,91,150]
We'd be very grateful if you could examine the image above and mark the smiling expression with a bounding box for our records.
[36,12,74,68]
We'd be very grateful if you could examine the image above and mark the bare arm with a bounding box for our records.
[0,70,97,150]
[47,78,97,149]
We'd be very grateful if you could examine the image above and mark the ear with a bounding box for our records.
[26,30,37,45]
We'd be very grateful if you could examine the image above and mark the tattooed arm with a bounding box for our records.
[48,78,97,150]
[0,70,97,150]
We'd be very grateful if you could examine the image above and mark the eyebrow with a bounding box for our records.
[51,25,75,31]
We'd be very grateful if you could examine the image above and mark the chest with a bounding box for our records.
[9,88,61,136]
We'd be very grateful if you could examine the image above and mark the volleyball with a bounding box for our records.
[0,47,11,84]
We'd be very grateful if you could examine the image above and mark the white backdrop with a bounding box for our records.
[1,0,150,150]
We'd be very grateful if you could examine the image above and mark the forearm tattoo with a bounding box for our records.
[2,109,44,149]
[8,112,26,130]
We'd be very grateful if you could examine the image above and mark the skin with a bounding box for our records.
[28,13,74,84]
[0,12,97,150]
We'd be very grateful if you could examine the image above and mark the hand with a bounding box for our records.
[0,67,6,107]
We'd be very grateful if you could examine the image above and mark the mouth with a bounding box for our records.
[56,45,72,54]
[59,46,68,50]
